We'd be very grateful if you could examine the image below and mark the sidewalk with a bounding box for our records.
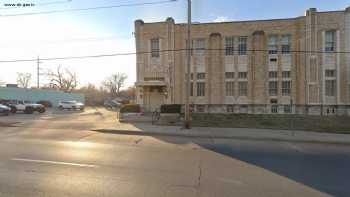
[93,122,350,145]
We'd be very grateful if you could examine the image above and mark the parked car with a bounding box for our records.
[36,100,53,108]
[58,101,85,111]
[8,100,46,114]
[0,104,10,116]
[104,100,122,109]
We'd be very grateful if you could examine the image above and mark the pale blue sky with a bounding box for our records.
[0,0,350,87]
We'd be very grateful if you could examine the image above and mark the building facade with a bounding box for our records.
[135,7,350,115]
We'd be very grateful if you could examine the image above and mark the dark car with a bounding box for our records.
[0,104,10,116]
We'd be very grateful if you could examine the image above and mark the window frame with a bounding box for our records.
[268,35,278,54]
[238,37,247,55]
[238,81,248,96]
[150,38,160,58]
[225,81,235,96]
[196,82,205,97]
[225,37,235,56]
[282,81,291,96]
[269,81,278,96]
[325,30,335,52]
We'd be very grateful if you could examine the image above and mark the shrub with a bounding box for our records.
[120,104,140,113]
[160,104,182,113]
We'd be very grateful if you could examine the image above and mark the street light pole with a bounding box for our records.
[184,0,192,129]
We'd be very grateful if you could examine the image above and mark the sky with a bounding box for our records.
[0,0,350,89]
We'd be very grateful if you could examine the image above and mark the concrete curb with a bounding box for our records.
[91,129,350,145]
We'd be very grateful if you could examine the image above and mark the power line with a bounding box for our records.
[0,0,177,17]
[0,48,349,63]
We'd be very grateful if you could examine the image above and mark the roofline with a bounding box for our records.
[138,8,347,26]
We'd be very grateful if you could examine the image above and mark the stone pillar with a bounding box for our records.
[251,30,267,105]
[208,33,224,104]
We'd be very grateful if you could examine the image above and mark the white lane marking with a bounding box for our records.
[11,158,99,168]
[286,143,305,153]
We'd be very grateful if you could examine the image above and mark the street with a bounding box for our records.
[0,109,349,197]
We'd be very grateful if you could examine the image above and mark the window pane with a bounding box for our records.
[151,38,160,57]
[226,81,235,96]
[196,82,205,96]
[281,35,291,54]
[269,71,278,78]
[238,72,247,79]
[325,69,335,77]
[282,81,291,96]
[194,39,205,56]
[325,80,336,96]
[269,81,278,96]
[225,72,235,79]
[268,35,278,54]
[238,37,247,55]
[238,82,248,96]
[325,31,335,52]
[197,73,206,79]
[282,71,290,78]
[225,37,234,56]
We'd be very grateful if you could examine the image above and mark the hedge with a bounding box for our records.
[160,104,182,113]
[120,104,141,113]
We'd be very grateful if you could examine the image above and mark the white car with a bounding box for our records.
[58,101,85,111]
[9,100,46,114]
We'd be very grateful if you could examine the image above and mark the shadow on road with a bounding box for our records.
[98,122,350,197]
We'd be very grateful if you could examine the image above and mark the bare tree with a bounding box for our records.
[46,65,78,93]
[17,73,32,88]
[102,73,127,97]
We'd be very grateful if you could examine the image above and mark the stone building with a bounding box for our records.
[134,7,350,115]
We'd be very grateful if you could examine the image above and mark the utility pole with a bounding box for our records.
[37,56,42,89]
[184,0,192,129]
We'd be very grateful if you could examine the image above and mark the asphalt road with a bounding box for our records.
[0,109,349,197]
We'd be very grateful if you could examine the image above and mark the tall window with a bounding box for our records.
[225,72,235,79]
[325,69,335,77]
[282,71,291,78]
[282,81,291,96]
[225,37,234,56]
[238,37,247,55]
[238,81,248,96]
[151,38,160,58]
[226,81,235,96]
[197,82,205,96]
[190,82,193,96]
[194,39,205,56]
[269,71,278,79]
[281,35,291,54]
[325,80,336,96]
[238,72,247,79]
[197,73,206,79]
[269,81,278,96]
[325,31,335,52]
[268,35,278,54]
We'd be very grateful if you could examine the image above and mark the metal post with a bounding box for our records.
[184,0,192,129]
[37,56,40,88]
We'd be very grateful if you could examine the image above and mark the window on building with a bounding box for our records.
[225,37,234,56]
[197,82,205,96]
[282,81,291,96]
[325,79,336,96]
[196,105,205,113]
[225,72,235,79]
[151,38,160,58]
[190,82,193,96]
[238,37,247,55]
[284,105,292,113]
[325,69,335,77]
[268,35,278,54]
[325,31,335,52]
[282,71,291,78]
[269,71,278,79]
[238,72,247,79]
[270,99,278,113]
[269,81,278,96]
[194,38,205,56]
[238,81,248,96]
[226,81,235,96]
[227,105,234,113]
[281,35,291,54]
[197,73,206,80]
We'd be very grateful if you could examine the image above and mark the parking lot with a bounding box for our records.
[0,107,118,130]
